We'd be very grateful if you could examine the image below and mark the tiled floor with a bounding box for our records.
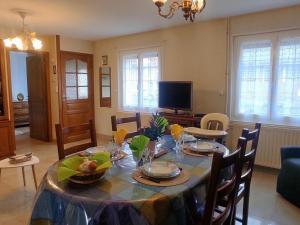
[0,134,299,225]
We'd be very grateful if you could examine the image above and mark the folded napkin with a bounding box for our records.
[171,124,184,140]
[113,129,128,146]
[57,152,112,182]
[129,135,150,160]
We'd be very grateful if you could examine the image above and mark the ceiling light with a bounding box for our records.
[153,0,206,22]
[3,11,42,51]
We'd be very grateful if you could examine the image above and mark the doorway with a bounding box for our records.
[8,50,51,149]
[59,51,94,127]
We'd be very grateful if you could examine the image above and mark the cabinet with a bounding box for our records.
[160,112,205,128]
[0,41,15,159]
[13,101,30,127]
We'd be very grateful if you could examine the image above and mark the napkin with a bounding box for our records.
[113,129,128,146]
[129,135,150,159]
[57,152,112,182]
[171,124,184,140]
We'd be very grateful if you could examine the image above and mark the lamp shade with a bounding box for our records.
[153,0,168,3]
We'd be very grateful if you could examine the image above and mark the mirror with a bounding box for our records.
[100,67,111,107]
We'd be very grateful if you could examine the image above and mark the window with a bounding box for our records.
[232,31,300,125]
[65,59,88,100]
[119,48,161,112]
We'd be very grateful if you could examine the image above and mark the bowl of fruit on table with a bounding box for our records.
[58,152,112,184]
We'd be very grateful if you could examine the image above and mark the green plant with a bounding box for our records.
[143,113,168,141]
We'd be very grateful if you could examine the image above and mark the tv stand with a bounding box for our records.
[160,112,205,127]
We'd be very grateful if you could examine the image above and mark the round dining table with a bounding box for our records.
[29,136,229,225]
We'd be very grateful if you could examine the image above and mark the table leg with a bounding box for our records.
[22,167,26,186]
[32,165,38,190]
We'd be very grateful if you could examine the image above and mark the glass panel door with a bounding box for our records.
[65,59,89,100]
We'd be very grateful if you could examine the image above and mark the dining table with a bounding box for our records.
[29,135,229,225]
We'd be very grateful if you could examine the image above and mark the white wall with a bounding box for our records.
[93,5,300,137]
[9,52,28,101]
[60,36,94,54]
[93,19,228,136]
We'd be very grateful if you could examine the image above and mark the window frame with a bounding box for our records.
[231,29,300,126]
[118,47,162,113]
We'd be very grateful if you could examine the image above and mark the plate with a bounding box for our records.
[184,142,217,153]
[9,152,32,164]
[182,134,197,142]
[141,161,181,179]
[184,127,228,137]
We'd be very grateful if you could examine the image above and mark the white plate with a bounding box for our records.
[182,134,197,142]
[141,161,181,179]
[185,142,217,152]
[184,127,228,137]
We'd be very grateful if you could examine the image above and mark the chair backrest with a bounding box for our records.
[201,113,230,131]
[111,112,142,138]
[202,137,247,225]
[239,123,261,186]
[55,120,97,160]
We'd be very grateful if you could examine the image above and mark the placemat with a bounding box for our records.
[132,169,191,187]
[182,148,213,157]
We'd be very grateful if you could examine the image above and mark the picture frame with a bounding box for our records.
[101,55,108,66]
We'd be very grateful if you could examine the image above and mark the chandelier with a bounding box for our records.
[153,0,206,22]
[3,11,42,51]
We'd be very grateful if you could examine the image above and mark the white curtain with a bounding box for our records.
[120,49,160,112]
[273,37,300,124]
[232,31,300,126]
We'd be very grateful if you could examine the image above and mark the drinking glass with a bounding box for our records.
[148,146,155,166]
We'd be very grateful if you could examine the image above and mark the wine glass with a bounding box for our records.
[148,146,155,167]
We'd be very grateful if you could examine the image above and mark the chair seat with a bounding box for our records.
[277,158,300,207]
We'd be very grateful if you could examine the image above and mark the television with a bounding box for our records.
[159,81,193,112]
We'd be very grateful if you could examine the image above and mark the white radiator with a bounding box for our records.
[227,122,300,169]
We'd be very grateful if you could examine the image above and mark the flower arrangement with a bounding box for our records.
[143,113,169,141]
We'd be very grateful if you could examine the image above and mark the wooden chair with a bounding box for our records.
[55,120,97,160]
[202,137,247,225]
[111,113,142,138]
[234,123,261,225]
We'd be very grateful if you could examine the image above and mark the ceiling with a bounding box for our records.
[0,0,300,41]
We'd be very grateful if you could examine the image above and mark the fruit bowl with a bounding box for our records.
[69,169,106,184]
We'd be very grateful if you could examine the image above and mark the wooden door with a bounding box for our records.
[60,52,94,127]
[27,54,50,141]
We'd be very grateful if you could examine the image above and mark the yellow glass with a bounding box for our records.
[113,129,128,146]
[171,124,184,140]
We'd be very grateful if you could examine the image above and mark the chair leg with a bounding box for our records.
[242,191,250,225]
[22,167,26,186]
[32,165,38,190]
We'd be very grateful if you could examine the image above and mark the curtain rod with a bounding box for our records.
[231,26,300,37]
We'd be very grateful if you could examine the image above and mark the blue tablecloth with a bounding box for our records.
[30,136,228,225]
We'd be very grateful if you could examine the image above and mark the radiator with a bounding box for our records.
[227,122,300,169]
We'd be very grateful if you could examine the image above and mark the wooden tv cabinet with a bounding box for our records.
[159,112,205,128]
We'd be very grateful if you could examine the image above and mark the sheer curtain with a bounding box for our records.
[120,49,161,112]
[273,37,300,124]
[122,54,139,111]
[232,31,300,126]
[233,39,273,122]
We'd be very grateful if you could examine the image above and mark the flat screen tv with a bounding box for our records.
[159,81,193,112]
